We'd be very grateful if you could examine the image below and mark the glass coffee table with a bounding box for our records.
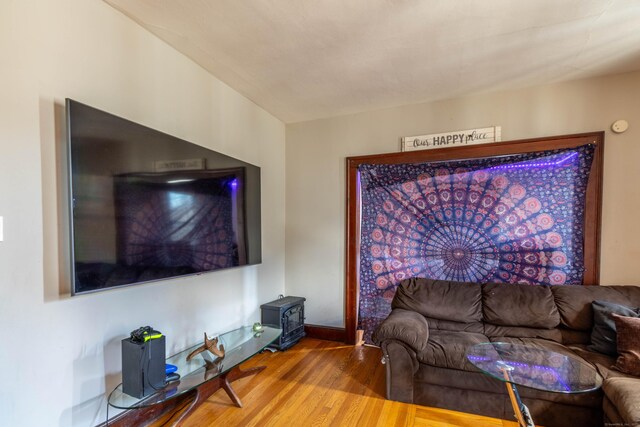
[466,342,602,427]
[108,325,281,426]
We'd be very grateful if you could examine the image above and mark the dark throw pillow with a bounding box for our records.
[589,300,640,356]
[611,313,640,376]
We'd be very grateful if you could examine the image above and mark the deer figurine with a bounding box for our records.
[186,333,226,362]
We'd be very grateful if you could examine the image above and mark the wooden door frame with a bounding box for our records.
[345,132,605,344]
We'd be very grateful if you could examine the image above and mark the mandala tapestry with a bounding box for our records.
[358,145,595,342]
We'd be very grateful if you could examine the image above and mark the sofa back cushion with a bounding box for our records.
[589,300,640,355]
[614,286,640,307]
[392,278,482,323]
[482,282,560,328]
[551,285,640,331]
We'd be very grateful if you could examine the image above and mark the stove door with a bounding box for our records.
[282,304,304,342]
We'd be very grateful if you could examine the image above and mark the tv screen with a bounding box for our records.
[66,99,261,295]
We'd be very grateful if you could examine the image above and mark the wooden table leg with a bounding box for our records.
[226,365,267,383]
[173,380,218,427]
[220,365,266,408]
[173,365,266,425]
[106,364,268,427]
[222,376,243,408]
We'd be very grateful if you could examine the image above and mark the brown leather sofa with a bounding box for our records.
[372,278,640,427]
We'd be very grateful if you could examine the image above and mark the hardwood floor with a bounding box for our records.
[152,338,523,427]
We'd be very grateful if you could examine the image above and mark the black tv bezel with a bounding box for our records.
[66,99,262,296]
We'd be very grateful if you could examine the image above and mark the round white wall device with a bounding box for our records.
[611,119,629,134]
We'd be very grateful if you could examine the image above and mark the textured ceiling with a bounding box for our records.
[105,0,640,123]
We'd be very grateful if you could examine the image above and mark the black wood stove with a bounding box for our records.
[260,296,306,350]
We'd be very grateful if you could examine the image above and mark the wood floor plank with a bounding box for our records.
[267,345,351,425]
[332,346,385,426]
[415,405,504,427]
[202,339,329,426]
[309,346,378,426]
[150,338,539,427]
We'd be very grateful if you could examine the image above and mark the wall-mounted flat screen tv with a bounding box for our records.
[66,99,261,295]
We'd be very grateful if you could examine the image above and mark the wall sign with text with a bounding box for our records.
[401,126,502,152]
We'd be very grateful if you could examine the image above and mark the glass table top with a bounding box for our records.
[108,325,281,409]
[466,342,602,394]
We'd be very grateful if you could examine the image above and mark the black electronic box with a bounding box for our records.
[121,331,165,398]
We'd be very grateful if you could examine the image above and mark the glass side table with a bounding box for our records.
[108,325,282,426]
[466,342,602,427]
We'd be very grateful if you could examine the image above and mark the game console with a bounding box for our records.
[122,326,166,399]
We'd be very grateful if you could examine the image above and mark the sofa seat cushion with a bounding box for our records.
[488,338,606,394]
[426,318,484,334]
[393,278,482,323]
[482,282,560,328]
[416,330,488,371]
[602,377,640,425]
[559,328,591,345]
[484,324,562,342]
[415,364,602,409]
[567,344,621,380]
[488,337,579,358]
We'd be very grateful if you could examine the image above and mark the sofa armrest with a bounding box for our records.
[372,308,429,352]
[603,377,640,426]
[380,340,418,403]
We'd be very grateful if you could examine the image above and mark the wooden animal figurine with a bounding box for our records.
[186,333,226,362]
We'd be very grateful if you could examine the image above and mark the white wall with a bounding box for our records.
[286,70,640,327]
[0,1,285,426]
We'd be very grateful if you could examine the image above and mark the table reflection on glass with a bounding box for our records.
[466,342,602,427]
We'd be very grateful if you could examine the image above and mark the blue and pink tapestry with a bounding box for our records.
[357,145,595,341]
